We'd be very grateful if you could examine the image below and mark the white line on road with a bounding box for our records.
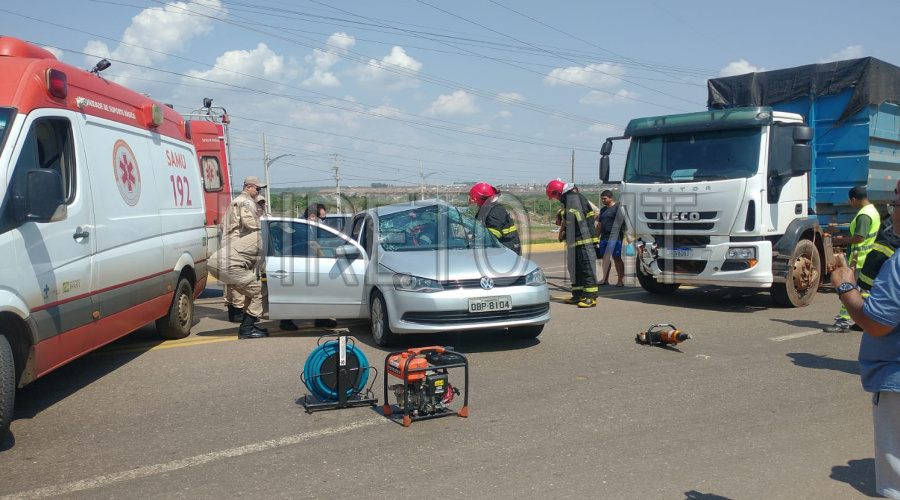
[770,330,824,342]
[1,418,389,500]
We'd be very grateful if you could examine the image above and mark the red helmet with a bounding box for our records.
[469,182,498,206]
[546,179,566,200]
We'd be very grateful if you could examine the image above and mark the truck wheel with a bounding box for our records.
[0,335,15,441]
[156,277,194,339]
[370,290,397,347]
[636,266,681,294]
[509,324,543,339]
[771,239,821,307]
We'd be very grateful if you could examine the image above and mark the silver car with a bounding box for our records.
[263,200,550,345]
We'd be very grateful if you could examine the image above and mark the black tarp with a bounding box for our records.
[707,57,900,126]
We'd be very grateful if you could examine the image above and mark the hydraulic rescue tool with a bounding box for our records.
[383,346,469,427]
[636,323,693,347]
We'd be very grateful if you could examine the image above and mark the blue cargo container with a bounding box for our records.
[708,57,900,225]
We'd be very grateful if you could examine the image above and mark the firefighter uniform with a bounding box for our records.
[477,197,521,255]
[561,188,599,307]
[209,190,264,318]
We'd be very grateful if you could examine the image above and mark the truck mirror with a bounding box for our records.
[790,144,812,174]
[600,156,610,183]
[792,125,813,143]
[26,169,67,222]
[600,139,613,156]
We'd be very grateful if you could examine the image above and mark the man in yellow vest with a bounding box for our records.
[824,186,882,333]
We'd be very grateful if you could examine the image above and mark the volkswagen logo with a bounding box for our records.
[479,277,494,290]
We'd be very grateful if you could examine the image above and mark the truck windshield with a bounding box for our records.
[0,108,14,157]
[623,127,762,183]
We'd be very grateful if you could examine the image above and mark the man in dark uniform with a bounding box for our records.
[547,179,599,308]
[469,182,521,255]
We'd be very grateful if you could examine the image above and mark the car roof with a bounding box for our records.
[360,199,449,217]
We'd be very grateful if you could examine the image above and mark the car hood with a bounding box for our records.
[377,247,536,280]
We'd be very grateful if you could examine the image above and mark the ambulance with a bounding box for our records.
[183,99,233,258]
[0,36,208,439]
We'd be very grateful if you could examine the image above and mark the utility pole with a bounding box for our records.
[262,133,270,203]
[333,153,341,213]
[571,149,575,184]
[419,159,424,200]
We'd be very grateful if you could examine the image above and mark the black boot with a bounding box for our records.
[227,305,244,323]
[279,320,299,331]
[238,314,268,339]
[252,316,268,333]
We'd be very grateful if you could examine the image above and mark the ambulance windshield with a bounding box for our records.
[0,108,12,156]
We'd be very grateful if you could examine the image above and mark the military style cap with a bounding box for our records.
[243,176,267,188]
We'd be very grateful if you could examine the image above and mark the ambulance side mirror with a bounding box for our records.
[25,169,67,223]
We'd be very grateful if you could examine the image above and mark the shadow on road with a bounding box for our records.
[4,326,163,451]
[684,491,733,500]
[770,317,838,330]
[830,458,878,497]
[786,352,860,375]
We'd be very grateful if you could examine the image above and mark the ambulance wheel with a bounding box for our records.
[370,290,397,347]
[772,239,821,308]
[157,277,194,339]
[0,334,15,441]
[509,324,543,339]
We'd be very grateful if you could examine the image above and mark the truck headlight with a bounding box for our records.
[393,274,443,293]
[725,247,756,260]
[525,268,546,286]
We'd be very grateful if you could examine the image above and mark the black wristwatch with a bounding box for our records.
[837,282,861,296]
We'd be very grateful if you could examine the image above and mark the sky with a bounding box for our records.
[2,0,899,192]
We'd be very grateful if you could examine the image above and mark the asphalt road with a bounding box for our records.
[0,249,877,499]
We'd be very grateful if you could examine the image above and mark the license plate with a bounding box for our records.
[468,296,512,313]
[665,247,691,258]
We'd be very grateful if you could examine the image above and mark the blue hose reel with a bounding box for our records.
[301,335,378,411]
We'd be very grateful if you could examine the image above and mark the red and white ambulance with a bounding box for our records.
[0,36,208,439]
[183,100,233,258]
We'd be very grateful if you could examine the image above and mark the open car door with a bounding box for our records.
[264,219,368,320]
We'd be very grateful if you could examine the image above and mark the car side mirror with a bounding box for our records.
[334,244,362,260]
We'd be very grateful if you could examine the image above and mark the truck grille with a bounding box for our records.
[647,222,714,231]
[401,303,549,325]
[657,259,707,274]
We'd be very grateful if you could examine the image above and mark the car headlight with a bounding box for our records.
[392,273,444,293]
[525,267,546,286]
[725,247,756,260]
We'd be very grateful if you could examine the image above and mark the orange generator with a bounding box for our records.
[383,347,469,427]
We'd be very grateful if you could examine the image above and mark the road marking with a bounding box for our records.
[770,330,824,342]
[0,418,389,500]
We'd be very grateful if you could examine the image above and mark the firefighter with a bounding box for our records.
[469,182,521,255]
[209,176,268,339]
[547,179,599,308]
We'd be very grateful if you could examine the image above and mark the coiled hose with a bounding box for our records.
[302,339,371,401]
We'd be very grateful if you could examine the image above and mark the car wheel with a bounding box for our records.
[370,290,397,347]
[0,334,15,441]
[771,239,821,307]
[156,277,194,339]
[509,324,543,339]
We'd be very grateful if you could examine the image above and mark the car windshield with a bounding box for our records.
[377,204,502,252]
[0,108,15,158]
[623,127,762,183]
